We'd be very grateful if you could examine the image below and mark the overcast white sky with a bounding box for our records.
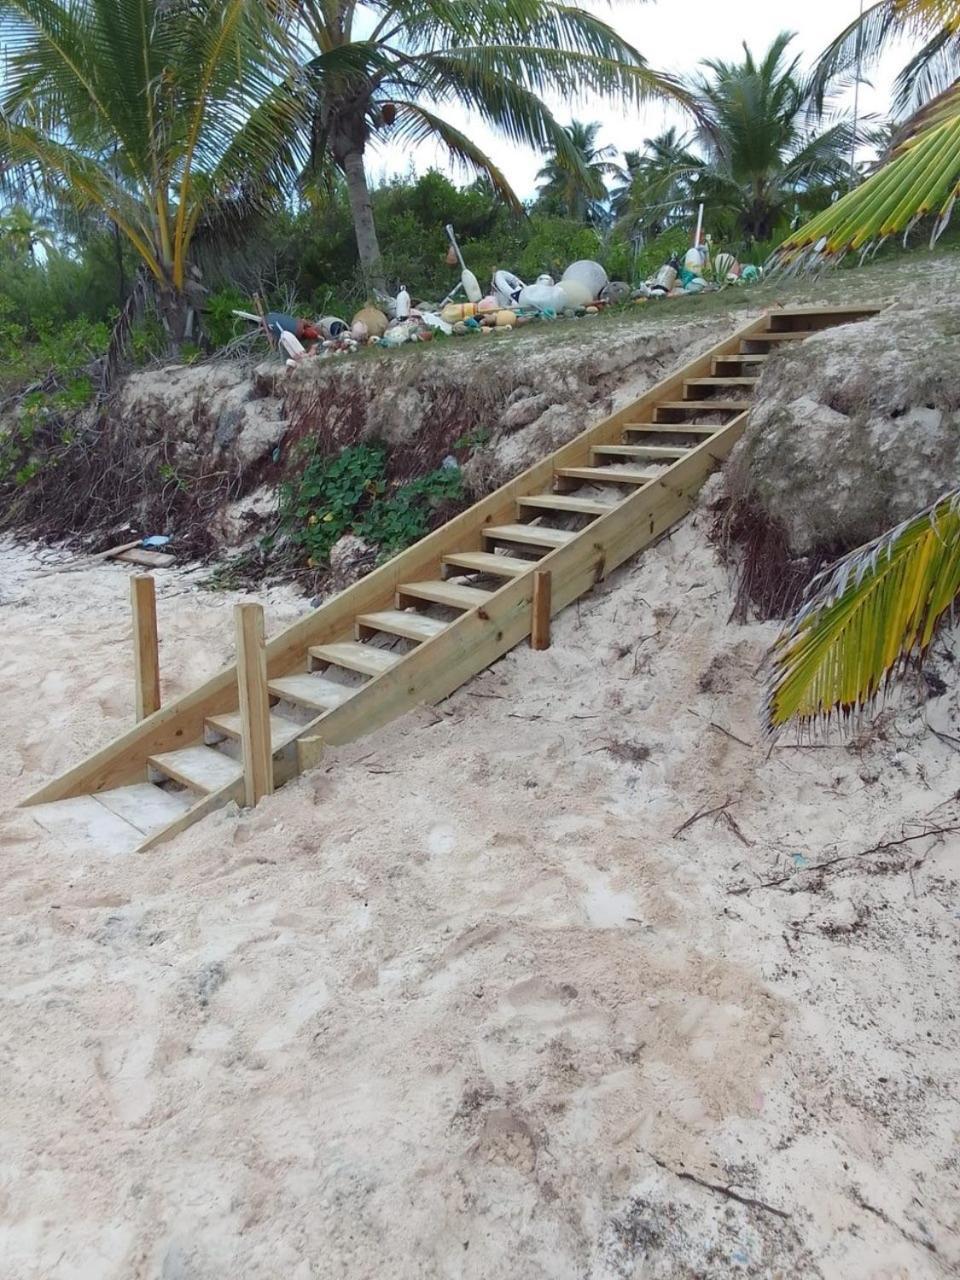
[370,0,913,197]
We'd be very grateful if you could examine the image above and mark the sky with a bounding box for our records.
[370,0,914,198]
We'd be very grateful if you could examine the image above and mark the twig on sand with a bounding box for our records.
[647,1152,791,1221]
[848,1187,938,1255]
[728,824,960,895]
[708,721,754,749]
[673,796,734,839]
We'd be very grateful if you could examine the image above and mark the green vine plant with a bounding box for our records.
[276,441,464,568]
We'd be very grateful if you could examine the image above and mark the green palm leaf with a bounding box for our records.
[766,488,960,733]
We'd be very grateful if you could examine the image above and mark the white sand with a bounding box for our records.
[1,517,958,1278]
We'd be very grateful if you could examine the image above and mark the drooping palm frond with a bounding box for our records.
[772,80,960,265]
[766,488,960,733]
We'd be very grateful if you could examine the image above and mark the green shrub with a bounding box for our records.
[358,465,463,556]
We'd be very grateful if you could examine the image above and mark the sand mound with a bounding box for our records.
[1,513,958,1277]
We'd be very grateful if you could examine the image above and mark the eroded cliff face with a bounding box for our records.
[725,304,960,556]
[113,312,737,552]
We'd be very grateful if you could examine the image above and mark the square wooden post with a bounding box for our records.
[235,602,274,807]
[531,570,552,651]
[131,574,161,721]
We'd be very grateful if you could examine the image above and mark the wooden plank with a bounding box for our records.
[354,610,449,642]
[205,709,302,751]
[94,783,193,834]
[30,795,144,856]
[19,312,775,806]
[396,580,492,609]
[555,465,658,485]
[114,549,176,568]
[531,571,551,651]
[235,603,273,807]
[516,494,613,516]
[441,551,535,578]
[656,399,751,411]
[624,423,717,436]
[269,672,356,710]
[309,641,401,677]
[683,376,759,388]
[482,524,575,549]
[148,744,244,793]
[130,575,161,722]
[591,444,689,460]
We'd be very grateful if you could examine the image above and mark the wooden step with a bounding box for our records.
[591,444,688,461]
[714,353,768,367]
[148,745,244,793]
[482,523,575,550]
[555,465,658,485]
[442,550,535,578]
[308,641,402,677]
[516,493,614,516]
[743,331,812,344]
[396,580,493,610]
[355,609,448,642]
[269,672,356,711]
[623,422,718,437]
[684,376,759,390]
[205,709,302,750]
[655,400,751,414]
[93,783,194,834]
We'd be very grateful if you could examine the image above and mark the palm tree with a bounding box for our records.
[0,204,57,260]
[690,33,856,244]
[611,127,701,234]
[766,490,960,732]
[535,119,621,224]
[0,0,305,344]
[294,1,689,290]
[773,1,960,267]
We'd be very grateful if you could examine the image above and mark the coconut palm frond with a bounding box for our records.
[771,81,960,265]
[387,100,523,211]
[766,488,960,733]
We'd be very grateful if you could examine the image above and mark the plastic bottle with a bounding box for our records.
[395,286,411,320]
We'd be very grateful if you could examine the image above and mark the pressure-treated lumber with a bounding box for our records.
[131,575,161,722]
[531,571,552,651]
[234,603,273,807]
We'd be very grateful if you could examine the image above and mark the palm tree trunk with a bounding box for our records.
[341,146,386,295]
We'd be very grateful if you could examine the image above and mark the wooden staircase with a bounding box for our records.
[22,305,880,852]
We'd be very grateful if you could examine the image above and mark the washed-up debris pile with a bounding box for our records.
[233,227,761,366]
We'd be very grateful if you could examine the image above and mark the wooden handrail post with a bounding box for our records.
[234,602,273,808]
[131,574,161,721]
[531,570,552,651]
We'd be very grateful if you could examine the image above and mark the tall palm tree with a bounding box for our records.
[535,119,620,224]
[773,0,960,267]
[690,33,856,244]
[766,490,960,732]
[0,0,305,343]
[294,1,689,289]
[611,127,701,233]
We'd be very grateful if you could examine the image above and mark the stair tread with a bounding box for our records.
[356,609,449,641]
[746,331,812,342]
[556,465,658,484]
[30,795,146,856]
[309,641,402,676]
[685,376,759,386]
[483,523,575,548]
[517,493,614,515]
[206,709,302,749]
[398,580,492,609]
[624,423,717,435]
[442,550,535,577]
[715,353,768,362]
[657,399,751,410]
[148,745,244,793]
[592,444,688,459]
[269,673,357,710]
[94,782,194,833]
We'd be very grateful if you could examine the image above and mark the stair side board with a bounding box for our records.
[21,307,881,808]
